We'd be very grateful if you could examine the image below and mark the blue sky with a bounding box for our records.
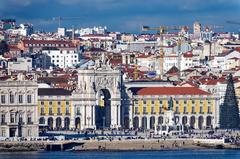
[0,0,240,33]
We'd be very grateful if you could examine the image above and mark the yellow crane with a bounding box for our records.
[141,25,183,79]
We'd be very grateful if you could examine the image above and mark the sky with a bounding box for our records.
[0,0,240,33]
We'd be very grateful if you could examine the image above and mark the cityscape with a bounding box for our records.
[0,0,240,158]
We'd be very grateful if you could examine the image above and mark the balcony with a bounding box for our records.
[40,113,45,116]
[57,113,62,115]
[49,112,54,116]
[65,112,71,116]
[0,122,7,125]
[27,122,33,125]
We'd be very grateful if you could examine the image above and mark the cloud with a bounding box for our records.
[0,0,239,32]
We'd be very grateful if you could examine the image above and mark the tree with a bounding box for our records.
[0,40,9,55]
[220,74,240,129]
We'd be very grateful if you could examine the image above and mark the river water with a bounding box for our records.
[0,150,240,159]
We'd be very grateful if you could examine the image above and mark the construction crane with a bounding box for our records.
[52,16,81,28]
[141,25,183,79]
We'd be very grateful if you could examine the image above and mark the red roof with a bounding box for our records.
[22,39,74,47]
[137,87,211,95]
[183,51,193,58]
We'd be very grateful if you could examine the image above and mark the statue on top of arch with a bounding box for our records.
[94,53,113,70]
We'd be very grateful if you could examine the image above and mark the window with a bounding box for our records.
[135,107,138,114]
[176,100,179,104]
[192,100,195,104]
[1,95,5,104]
[10,94,14,103]
[57,107,61,114]
[176,107,179,113]
[159,101,162,104]
[184,106,187,113]
[151,107,154,113]
[10,113,15,123]
[200,106,203,113]
[1,130,6,137]
[27,95,31,103]
[134,100,138,105]
[58,101,61,105]
[143,100,146,104]
[27,114,32,124]
[66,101,69,105]
[208,106,211,113]
[159,107,163,113]
[1,114,5,124]
[49,101,52,105]
[19,114,23,124]
[184,100,187,104]
[19,95,23,103]
[77,107,80,115]
[151,100,155,105]
[192,106,195,113]
[41,107,44,114]
[41,101,44,105]
[49,107,53,115]
[66,107,70,114]
[143,107,147,113]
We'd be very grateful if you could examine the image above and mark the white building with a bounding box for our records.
[7,23,33,36]
[42,49,80,68]
[0,75,39,137]
[8,57,32,73]
[75,26,107,36]
[58,27,66,37]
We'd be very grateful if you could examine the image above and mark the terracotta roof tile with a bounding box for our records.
[136,87,210,95]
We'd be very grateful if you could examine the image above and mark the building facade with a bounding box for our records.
[127,87,218,130]
[0,76,38,137]
[38,88,74,131]
[42,49,80,68]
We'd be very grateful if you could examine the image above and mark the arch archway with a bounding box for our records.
[182,116,188,126]
[174,116,180,124]
[39,117,45,125]
[150,116,155,129]
[158,116,164,125]
[64,117,70,130]
[198,116,204,130]
[142,116,147,130]
[133,116,139,129]
[95,89,111,129]
[75,117,81,129]
[56,117,62,130]
[190,116,195,129]
[48,117,53,130]
[206,116,212,129]
[124,116,129,129]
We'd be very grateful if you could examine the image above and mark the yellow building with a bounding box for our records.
[38,88,74,131]
[129,86,217,130]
